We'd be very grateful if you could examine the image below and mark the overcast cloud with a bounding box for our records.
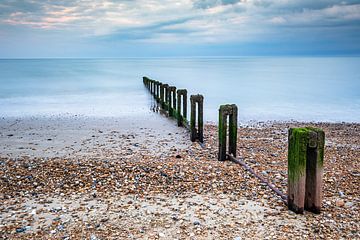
[0,0,359,57]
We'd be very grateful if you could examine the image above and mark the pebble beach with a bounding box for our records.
[1,115,359,239]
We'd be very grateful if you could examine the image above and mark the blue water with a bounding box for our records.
[0,57,359,122]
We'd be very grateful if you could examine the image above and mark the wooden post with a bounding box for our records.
[153,81,157,98]
[156,82,161,101]
[151,80,154,95]
[190,94,204,143]
[162,84,169,110]
[143,77,149,88]
[168,86,176,117]
[177,89,187,127]
[160,83,165,107]
[288,127,325,214]
[218,104,238,161]
[305,128,325,214]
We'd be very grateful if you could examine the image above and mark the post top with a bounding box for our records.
[190,94,204,101]
[219,104,238,114]
[177,89,187,94]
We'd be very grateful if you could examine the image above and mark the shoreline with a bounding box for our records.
[0,115,359,239]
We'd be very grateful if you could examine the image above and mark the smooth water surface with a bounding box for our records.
[0,57,359,122]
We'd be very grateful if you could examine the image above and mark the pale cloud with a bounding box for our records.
[0,0,359,44]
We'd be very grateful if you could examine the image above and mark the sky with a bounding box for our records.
[0,0,360,57]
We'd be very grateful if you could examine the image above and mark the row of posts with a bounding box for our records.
[143,77,325,214]
[143,76,204,143]
[218,104,325,214]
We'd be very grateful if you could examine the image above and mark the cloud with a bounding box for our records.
[193,0,242,9]
[0,0,359,56]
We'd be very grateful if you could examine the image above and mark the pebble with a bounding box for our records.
[16,227,26,233]
[0,121,358,239]
[335,199,345,207]
[193,220,201,226]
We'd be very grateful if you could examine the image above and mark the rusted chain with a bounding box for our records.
[227,154,288,204]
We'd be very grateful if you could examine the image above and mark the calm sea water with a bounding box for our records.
[0,57,359,122]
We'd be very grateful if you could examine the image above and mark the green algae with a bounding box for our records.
[288,127,325,183]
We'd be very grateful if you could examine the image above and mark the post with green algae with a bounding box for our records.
[190,94,204,143]
[162,84,169,110]
[153,81,156,97]
[218,104,238,161]
[176,89,187,127]
[168,86,176,117]
[156,82,162,102]
[154,81,158,98]
[288,127,325,214]
[165,85,170,113]
[150,80,154,95]
[151,80,155,95]
[160,83,166,108]
[156,81,160,99]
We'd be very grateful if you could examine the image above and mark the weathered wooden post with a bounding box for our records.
[288,127,325,214]
[218,104,238,161]
[150,80,154,95]
[190,94,204,143]
[168,86,176,117]
[177,89,187,126]
[143,77,149,88]
[153,81,156,97]
[162,84,169,109]
[160,84,166,108]
[156,82,161,102]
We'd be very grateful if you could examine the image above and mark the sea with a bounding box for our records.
[0,57,359,123]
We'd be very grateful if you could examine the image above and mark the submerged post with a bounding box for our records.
[190,94,204,143]
[143,77,149,89]
[176,89,187,127]
[288,127,325,214]
[218,104,238,161]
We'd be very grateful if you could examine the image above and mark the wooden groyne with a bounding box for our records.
[143,76,325,214]
[143,76,203,143]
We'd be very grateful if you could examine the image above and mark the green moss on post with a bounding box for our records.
[288,128,308,214]
[190,96,196,141]
[218,104,237,161]
[156,82,161,102]
[228,105,237,158]
[288,127,325,214]
[162,84,169,110]
[168,86,176,117]
[190,94,204,143]
[198,97,203,143]
[218,105,227,161]
[177,89,187,127]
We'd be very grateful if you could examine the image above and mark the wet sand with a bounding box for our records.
[0,114,190,159]
[0,116,359,239]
